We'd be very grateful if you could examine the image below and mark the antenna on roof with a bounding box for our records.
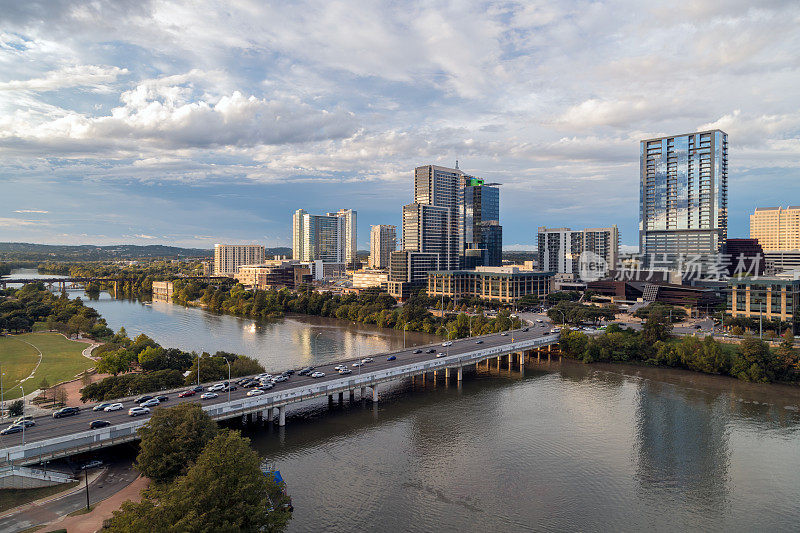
[455,160,459,170]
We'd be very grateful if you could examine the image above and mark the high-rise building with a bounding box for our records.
[537,226,619,279]
[369,225,396,269]
[639,130,728,267]
[749,206,800,252]
[463,179,502,267]
[292,208,357,266]
[213,244,265,276]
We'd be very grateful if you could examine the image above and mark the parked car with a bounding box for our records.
[93,403,112,412]
[89,420,111,429]
[53,407,80,419]
[0,425,23,435]
[436,352,446,358]
[298,367,314,376]
[178,390,196,398]
[339,368,352,375]
[140,399,160,408]
[128,407,150,417]
[104,403,124,412]
[387,355,396,361]
[310,371,325,378]
[134,395,154,404]
[247,389,265,397]
[413,349,422,354]
[200,392,218,400]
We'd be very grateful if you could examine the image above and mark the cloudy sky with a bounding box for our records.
[1,0,799,250]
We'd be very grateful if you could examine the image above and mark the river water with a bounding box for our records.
[5,269,800,531]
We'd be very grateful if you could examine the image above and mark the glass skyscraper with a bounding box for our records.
[639,130,728,268]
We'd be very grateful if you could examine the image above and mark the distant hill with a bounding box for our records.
[0,242,212,261]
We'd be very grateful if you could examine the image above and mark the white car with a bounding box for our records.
[334,364,347,371]
[500,332,508,336]
[128,406,150,417]
[352,361,363,367]
[208,383,226,392]
[271,375,288,383]
[104,403,123,412]
[310,371,325,378]
[338,368,352,375]
[442,341,453,347]
[257,374,273,381]
[436,352,446,358]
[246,389,265,396]
[361,357,374,363]
[200,392,218,400]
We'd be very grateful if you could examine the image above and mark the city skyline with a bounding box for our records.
[2,2,799,250]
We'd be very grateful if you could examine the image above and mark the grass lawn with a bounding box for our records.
[0,333,94,400]
[0,481,79,513]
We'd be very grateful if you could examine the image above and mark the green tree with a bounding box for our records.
[8,399,23,417]
[136,403,218,484]
[38,377,50,402]
[731,336,774,383]
[642,307,673,345]
[107,430,292,532]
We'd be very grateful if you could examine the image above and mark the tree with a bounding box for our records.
[38,377,50,402]
[107,431,292,532]
[642,307,673,345]
[8,399,23,417]
[732,336,774,383]
[136,403,218,484]
[775,329,799,381]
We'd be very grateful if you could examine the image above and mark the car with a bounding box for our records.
[413,349,422,354]
[243,380,260,388]
[475,340,483,344]
[192,385,204,392]
[258,374,273,382]
[223,384,238,391]
[361,357,374,363]
[14,416,33,424]
[539,323,546,327]
[436,352,446,358]
[500,332,508,336]
[310,371,325,378]
[128,407,150,417]
[93,403,112,412]
[247,389,265,397]
[134,395,154,404]
[442,341,453,347]
[272,375,288,383]
[339,368,352,375]
[426,348,436,354]
[89,420,111,429]
[178,390,196,398]
[522,327,530,332]
[258,383,274,391]
[352,361,363,367]
[200,392,219,400]
[334,364,347,371]
[140,399,160,408]
[208,383,225,392]
[298,366,314,376]
[53,407,80,419]
[536,319,543,323]
[284,369,295,375]
[0,425,23,435]
[82,459,103,469]
[15,419,35,428]
[104,403,124,412]
[387,355,396,361]
[156,395,169,402]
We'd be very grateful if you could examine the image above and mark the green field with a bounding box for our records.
[0,333,94,400]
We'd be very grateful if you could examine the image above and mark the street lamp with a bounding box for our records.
[196,353,201,387]
[0,363,4,419]
[224,358,231,403]
[19,384,24,446]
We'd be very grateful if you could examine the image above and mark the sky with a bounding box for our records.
[1,0,799,251]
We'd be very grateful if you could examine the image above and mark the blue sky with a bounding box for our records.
[1,1,799,251]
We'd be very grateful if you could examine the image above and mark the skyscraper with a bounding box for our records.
[463,178,502,267]
[749,206,800,252]
[639,130,728,268]
[292,208,357,265]
[537,226,619,279]
[214,244,265,276]
[369,225,396,269]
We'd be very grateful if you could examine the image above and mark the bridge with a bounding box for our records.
[0,327,560,467]
[0,276,230,293]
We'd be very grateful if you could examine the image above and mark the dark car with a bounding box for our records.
[413,349,422,354]
[53,406,80,419]
[426,348,436,354]
[89,420,111,429]
[15,419,35,428]
[93,403,112,412]
[387,355,396,361]
[475,340,483,344]
[224,384,238,391]
[134,395,153,404]
[156,396,169,402]
[192,386,204,392]
[284,369,295,375]
[522,327,529,332]
[298,366,315,376]
[243,380,260,388]
[0,425,23,435]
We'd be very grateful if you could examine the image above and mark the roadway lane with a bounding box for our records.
[0,325,556,451]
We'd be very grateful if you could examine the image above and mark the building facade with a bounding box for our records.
[537,226,619,279]
[352,269,389,290]
[427,266,553,303]
[369,225,396,269]
[388,251,440,299]
[151,281,174,301]
[292,208,357,266]
[639,130,728,267]
[214,244,265,276]
[750,206,800,252]
[727,276,800,323]
[463,179,502,267]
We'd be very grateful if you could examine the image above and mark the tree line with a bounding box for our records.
[559,307,800,384]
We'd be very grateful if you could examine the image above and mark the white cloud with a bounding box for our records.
[0,65,127,92]
[13,209,49,213]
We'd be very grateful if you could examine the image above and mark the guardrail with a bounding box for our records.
[0,334,558,466]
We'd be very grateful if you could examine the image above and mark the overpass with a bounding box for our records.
[0,276,230,293]
[0,327,560,467]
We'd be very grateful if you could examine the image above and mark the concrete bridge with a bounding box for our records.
[0,327,560,467]
[0,276,229,293]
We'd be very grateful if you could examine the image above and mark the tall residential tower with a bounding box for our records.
[292,208,357,266]
[369,225,396,269]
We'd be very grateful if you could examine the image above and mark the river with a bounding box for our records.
[4,269,800,531]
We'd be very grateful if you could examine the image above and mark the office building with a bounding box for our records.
[292,208,357,266]
[352,269,389,290]
[639,130,728,267]
[765,251,800,274]
[727,276,799,323]
[750,206,800,252]
[214,244,265,276]
[388,251,440,299]
[369,225,396,269]
[537,226,619,280]
[724,238,765,277]
[463,179,502,267]
[427,266,553,304]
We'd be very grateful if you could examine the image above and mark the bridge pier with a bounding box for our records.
[278,405,286,426]
[267,407,274,422]
[338,391,344,404]
[349,389,355,402]
[372,386,379,402]
[444,368,451,380]
[457,366,463,381]
[256,411,263,424]
[360,386,366,399]
[247,413,253,425]
[328,394,334,406]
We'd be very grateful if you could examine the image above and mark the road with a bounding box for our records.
[0,458,138,533]
[0,325,557,451]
